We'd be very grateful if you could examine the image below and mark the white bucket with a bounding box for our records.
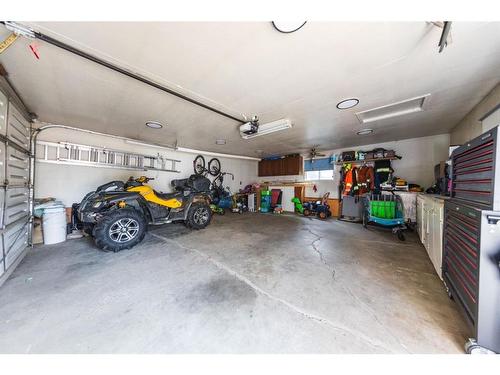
[42,206,67,245]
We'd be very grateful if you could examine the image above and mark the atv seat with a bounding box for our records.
[154,191,183,201]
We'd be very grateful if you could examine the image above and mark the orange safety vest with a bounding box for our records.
[343,167,356,196]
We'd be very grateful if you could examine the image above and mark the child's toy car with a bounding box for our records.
[303,192,332,220]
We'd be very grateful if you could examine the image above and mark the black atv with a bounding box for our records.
[73,174,213,252]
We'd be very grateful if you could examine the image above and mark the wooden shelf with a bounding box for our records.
[335,157,400,165]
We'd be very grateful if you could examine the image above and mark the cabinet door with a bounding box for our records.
[282,155,299,175]
[258,160,272,176]
[432,202,444,279]
[417,200,421,237]
[271,159,283,176]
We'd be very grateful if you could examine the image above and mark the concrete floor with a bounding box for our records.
[0,213,469,353]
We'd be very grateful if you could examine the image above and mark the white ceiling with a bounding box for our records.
[0,22,499,156]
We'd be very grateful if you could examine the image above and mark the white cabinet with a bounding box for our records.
[416,195,446,279]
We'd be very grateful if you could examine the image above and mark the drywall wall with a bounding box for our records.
[35,127,258,207]
[450,83,500,145]
[259,134,451,199]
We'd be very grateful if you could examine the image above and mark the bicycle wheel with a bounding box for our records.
[208,158,221,176]
[193,155,206,175]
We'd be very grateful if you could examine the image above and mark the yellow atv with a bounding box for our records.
[75,175,212,252]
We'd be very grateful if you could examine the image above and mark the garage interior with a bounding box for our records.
[0,21,499,354]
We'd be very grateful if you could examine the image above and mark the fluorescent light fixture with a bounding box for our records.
[215,139,226,145]
[356,129,373,135]
[125,139,174,150]
[355,94,430,124]
[272,21,307,33]
[145,121,163,129]
[240,119,292,140]
[337,98,359,109]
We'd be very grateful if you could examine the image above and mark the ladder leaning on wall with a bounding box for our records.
[36,141,181,173]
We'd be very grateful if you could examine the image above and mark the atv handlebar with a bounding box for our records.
[129,176,155,184]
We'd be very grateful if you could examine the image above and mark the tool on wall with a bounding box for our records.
[0,32,19,54]
[36,140,181,173]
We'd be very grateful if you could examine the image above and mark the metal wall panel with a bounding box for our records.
[3,218,30,269]
[6,145,29,187]
[0,90,7,136]
[3,187,29,227]
[0,259,4,278]
[6,102,30,150]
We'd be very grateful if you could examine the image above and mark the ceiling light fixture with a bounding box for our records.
[145,121,163,129]
[272,21,307,33]
[357,129,373,136]
[240,119,292,140]
[336,98,359,109]
[215,139,226,145]
[355,94,430,124]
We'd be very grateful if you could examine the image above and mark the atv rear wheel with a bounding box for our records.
[93,208,147,252]
[186,202,212,229]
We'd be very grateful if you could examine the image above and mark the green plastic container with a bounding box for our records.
[370,200,396,219]
[261,190,271,196]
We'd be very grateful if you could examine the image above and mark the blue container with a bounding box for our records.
[260,195,271,213]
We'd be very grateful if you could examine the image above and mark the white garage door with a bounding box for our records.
[0,88,31,286]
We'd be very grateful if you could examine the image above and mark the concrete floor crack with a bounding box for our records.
[306,228,336,279]
[342,285,410,353]
[150,232,389,352]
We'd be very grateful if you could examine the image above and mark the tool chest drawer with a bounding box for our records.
[443,200,481,328]
[3,187,29,227]
[451,126,499,210]
[7,102,30,151]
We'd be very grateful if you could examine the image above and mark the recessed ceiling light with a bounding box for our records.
[357,129,373,136]
[272,21,307,33]
[215,139,226,145]
[145,121,163,129]
[337,98,359,109]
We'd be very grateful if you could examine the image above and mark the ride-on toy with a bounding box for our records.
[74,175,212,252]
[302,192,332,220]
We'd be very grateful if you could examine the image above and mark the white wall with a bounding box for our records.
[35,128,258,207]
[450,83,500,145]
[259,134,451,199]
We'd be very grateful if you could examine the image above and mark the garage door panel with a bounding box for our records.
[0,188,4,229]
[7,102,30,150]
[0,90,7,136]
[0,142,5,186]
[0,94,32,287]
[6,146,29,187]
[3,187,29,227]
[3,219,30,269]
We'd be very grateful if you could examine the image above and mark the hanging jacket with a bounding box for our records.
[374,160,393,190]
[343,166,358,196]
[357,165,375,194]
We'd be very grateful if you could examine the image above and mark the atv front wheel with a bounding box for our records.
[93,208,147,252]
[186,202,212,229]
